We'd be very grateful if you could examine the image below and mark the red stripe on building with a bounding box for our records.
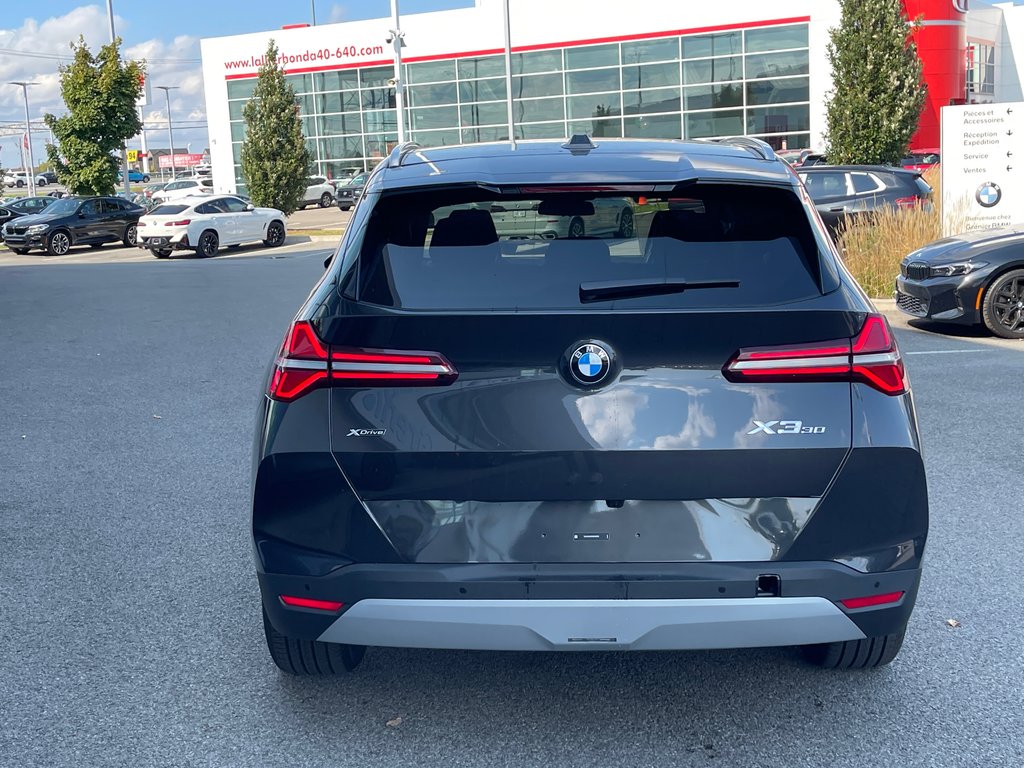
[223,16,812,81]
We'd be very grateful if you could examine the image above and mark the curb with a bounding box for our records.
[284,234,342,245]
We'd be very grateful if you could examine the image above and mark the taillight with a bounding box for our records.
[280,595,344,611]
[165,219,191,226]
[267,320,457,402]
[894,196,919,209]
[724,314,907,395]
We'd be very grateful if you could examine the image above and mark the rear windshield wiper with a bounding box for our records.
[579,278,740,303]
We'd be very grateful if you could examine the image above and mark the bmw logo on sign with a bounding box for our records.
[568,342,612,386]
[976,182,1002,208]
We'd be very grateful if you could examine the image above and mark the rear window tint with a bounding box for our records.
[150,204,188,215]
[351,185,826,311]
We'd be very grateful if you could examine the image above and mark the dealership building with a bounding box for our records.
[199,0,1020,194]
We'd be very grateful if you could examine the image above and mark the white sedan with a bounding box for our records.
[137,195,287,258]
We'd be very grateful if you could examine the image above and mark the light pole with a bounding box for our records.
[155,86,179,181]
[310,0,317,25]
[10,81,37,198]
[388,0,406,145]
[106,0,132,195]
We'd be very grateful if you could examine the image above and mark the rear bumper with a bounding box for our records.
[318,596,865,651]
[259,561,922,650]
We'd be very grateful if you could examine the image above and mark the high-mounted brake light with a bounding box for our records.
[723,314,907,395]
[280,595,344,611]
[267,321,458,402]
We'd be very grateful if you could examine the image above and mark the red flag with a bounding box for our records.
[22,132,29,150]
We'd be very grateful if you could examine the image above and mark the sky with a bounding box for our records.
[0,0,472,169]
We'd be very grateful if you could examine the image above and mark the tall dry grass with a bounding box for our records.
[835,167,945,298]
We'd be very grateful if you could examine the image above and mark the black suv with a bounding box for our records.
[254,137,928,674]
[0,196,56,240]
[2,195,144,255]
[797,165,933,235]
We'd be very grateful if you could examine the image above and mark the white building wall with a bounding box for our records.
[200,0,841,193]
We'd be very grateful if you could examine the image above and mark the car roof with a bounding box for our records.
[369,138,795,193]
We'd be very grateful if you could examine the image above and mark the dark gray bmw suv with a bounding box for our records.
[253,136,928,674]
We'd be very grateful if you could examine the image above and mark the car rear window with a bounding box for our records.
[348,185,828,311]
[150,204,188,215]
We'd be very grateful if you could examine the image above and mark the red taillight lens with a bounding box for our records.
[267,321,458,402]
[165,219,191,226]
[840,591,905,610]
[894,196,919,209]
[723,314,907,395]
[280,595,344,611]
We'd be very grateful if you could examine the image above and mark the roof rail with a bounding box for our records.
[714,136,777,162]
[387,141,423,168]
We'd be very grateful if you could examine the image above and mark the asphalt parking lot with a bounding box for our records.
[1,247,1022,767]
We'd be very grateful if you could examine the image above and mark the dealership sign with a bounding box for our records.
[158,153,205,169]
[941,102,1024,234]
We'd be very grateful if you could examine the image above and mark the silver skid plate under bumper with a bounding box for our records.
[316,597,865,651]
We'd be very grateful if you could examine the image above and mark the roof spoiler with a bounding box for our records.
[387,141,423,169]
[713,136,777,162]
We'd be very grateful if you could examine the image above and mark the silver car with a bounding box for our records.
[489,197,635,239]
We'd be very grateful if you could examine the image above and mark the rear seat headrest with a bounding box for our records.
[430,209,498,247]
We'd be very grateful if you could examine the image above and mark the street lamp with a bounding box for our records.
[106,0,132,195]
[9,81,38,198]
[155,86,179,181]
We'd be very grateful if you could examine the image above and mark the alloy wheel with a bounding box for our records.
[992,275,1024,333]
[48,231,70,255]
[125,225,138,247]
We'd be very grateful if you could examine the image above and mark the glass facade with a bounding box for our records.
[225,23,811,186]
[966,41,995,99]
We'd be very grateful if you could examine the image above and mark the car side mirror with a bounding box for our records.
[245,203,254,211]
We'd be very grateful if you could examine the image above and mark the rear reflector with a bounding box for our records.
[724,314,907,396]
[280,595,344,611]
[840,591,905,610]
[267,320,458,402]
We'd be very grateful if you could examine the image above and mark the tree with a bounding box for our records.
[240,40,311,215]
[44,37,144,196]
[824,0,926,165]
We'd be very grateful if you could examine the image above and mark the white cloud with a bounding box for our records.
[0,5,208,165]
[328,4,349,23]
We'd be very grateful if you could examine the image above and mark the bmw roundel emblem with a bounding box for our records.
[569,342,611,385]
[976,182,1002,208]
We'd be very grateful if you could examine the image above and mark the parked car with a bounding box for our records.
[797,165,932,235]
[151,178,214,205]
[1,195,144,255]
[335,172,368,211]
[118,169,151,183]
[900,149,940,173]
[488,197,635,239]
[798,153,828,167]
[301,176,336,209]
[35,171,58,186]
[777,149,813,167]
[895,226,1024,338]
[141,182,168,199]
[3,171,29,188]
[254,136,926,675]
[137,194,287,258]
[0,197,57,241]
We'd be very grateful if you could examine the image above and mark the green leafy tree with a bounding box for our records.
[44,37,144,196]
[240,40,311,215]
[825,0,926,165]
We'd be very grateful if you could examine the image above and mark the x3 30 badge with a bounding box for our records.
[748,420,827,435]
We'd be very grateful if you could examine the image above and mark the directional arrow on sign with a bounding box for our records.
[1009,129,1015,136]
[1009,165,1014,172]
[1009,151,1014,158]
[1009,107,1015,114]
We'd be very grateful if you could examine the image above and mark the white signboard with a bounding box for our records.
[941,102,1024,235]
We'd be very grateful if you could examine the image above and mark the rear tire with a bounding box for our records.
[801,629,905,669]
[142,175,150,183]
[319,192,333,208]
[196,230,219,258]
[123,224,138,247]
[568,216,585,239]
[262,608,365,675]
[151,247,172,258]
